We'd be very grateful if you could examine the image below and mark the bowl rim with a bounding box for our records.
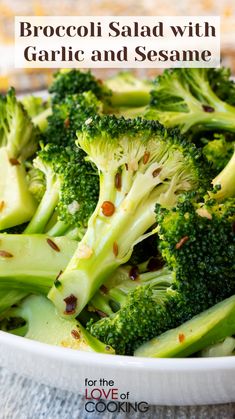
[1,330,235,372]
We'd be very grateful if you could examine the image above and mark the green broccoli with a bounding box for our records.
[211,147,235,200]
[21,94,52,132]
[24,143,98,239]
[0,289,27,315]
[0,234,77,294]
[23,89,101,236]
[200,336,235,357]
[89,264,172,319]
[43,91,103,148]
[88,192,235,354]
[134,294,235,358]
[27,166,46,203]
[0,295,115,353]
[201,133,234,173]
[0,88,39,230]
[147,68,235,134]
[48,115,206,318]
[105,72,153,107]
[49,69,152,108]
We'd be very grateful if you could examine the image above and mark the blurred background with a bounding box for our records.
[0,0,235,92]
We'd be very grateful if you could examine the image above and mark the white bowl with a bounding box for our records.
[0,330,235,406]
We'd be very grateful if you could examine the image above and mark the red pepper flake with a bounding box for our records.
[9,158,20,166]
[152,167,162,178]
[101,201,115,217]
[0,250,13,258]
[175,236,189,249]
[202,104,214,113]
[143,151,150,165]
[113,242,118,257]
[178,333,185,343]
[64,117,70,128]
[71,329,80,340]
[115,172,122,191]
[0,201,5,212]
[63,294,77,315]
[100,285,108,294]
[96,309,108,318]
[46,238,60,252]
[129,266,139,281]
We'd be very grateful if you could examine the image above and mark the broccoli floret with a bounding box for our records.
[27,166,46,203]
[0,295,115,353]
[202,133,234,173]
[147,68,235,134]
[24,93,101,235]
[48,115,206,318]
[49,69,152,108]
[43,91,103,147]
[88,192,235,354]
[89,264,173,318]
[134,295,235,358]
[21,95,48,119]
[0,88,39,230]
[208,67,235,106]
[21,94,52,132]
[24,143,99,238]
[49,69,109,104]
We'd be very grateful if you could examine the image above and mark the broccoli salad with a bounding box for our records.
[0,68,234,358]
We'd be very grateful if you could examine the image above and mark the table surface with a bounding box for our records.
[0,367,234,419]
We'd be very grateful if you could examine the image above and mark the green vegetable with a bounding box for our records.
[148,68,235,134]
[134,295,235,358]
[0,234,77,294]
[24,143,98,238]
[89,173,235,354]
[1,295,115,353]
[48,115,206,318]
[200,336,235,357]
[0,88,39,230]
[49,69,152,108]
[21,95,52,132]
[212,147,235,200]
[202,134,235,173]
[105,72,152,107]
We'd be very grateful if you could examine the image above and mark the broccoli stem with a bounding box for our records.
[90,266,173,317]
[173,109,235,134]
[3,295,115,353]
[134,294,235,358]
[0,234,77,294]
[32,107,52,132]
[0,149,37,230]
[0,289,27,316]
[48,174,160,315]
[24,181,59,234]
[212,148,235,200]
[110,91,151,108]
[46,220,71,237]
